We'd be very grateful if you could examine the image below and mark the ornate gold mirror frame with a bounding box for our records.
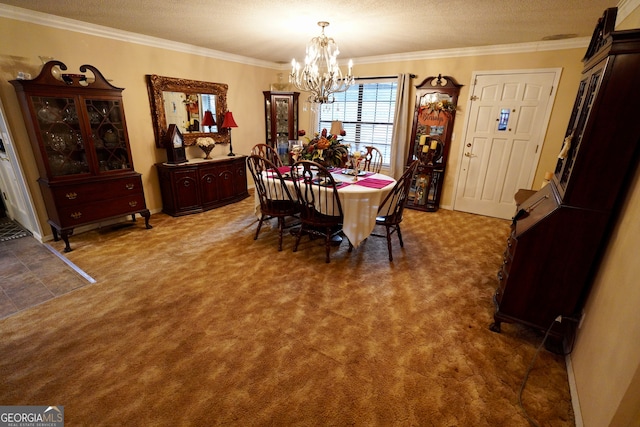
[147,74,229,147]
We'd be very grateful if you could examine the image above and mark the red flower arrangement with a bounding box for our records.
[300,128,348,167]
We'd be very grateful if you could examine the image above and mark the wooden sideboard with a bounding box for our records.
[155,155,248,216]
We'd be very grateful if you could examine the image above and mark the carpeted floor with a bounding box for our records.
[0,217,30,242]
[0,194,575,426]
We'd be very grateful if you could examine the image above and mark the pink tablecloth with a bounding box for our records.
[353,177,395,189]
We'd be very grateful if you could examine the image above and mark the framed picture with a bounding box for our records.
[164,124,187,164]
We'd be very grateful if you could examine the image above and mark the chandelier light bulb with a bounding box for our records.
[290,21,354,104]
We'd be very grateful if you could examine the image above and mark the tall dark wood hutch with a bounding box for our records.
[11,61,151,252]
[490,8,640,349]
[406,75,462,212]
[263,91,299,150]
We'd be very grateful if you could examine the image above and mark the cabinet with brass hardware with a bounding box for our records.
[406,75,462,212]
[155,156,248,216]
[11,61,151,252]
[489,8,640,352]
[263,91,299,150]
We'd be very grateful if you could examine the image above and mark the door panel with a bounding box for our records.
[454,71,557,219]
[0,102,38,233]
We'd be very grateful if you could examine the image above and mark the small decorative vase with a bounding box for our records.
[315,160,333,177]
[199,145,214,159]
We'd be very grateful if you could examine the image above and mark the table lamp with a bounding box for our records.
[201,110,216,132]
[330,120,343,136]
[222,111,237,156]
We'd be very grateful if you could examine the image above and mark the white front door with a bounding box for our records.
[0,99,40,237]
[453,70,559,219]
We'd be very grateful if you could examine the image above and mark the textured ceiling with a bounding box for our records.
[0,0,620,64]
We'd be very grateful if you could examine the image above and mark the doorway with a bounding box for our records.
[0,98,41,239]
[453,69,560,219]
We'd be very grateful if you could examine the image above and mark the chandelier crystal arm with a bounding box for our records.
[290,21,354,104]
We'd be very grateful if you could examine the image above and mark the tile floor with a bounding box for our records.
[0,236,93,319]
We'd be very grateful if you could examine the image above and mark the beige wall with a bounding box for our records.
[0,15,586,234]
[571,167,640,427]
[0,16,275,232]
[569,6,640,427]
[350,51,584,206]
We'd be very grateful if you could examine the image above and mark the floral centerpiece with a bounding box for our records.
[299,128,348,168]
[196,137,215,159]
[419,99,457,116]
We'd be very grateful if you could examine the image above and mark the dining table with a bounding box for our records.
[255,165,397,248]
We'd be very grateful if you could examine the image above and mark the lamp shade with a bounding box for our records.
[330,120,343,136]
[222,111,238,128]
[201,110,216,127]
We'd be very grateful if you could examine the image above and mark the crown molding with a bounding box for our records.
[352,37,591,66]
[0,4,275,68]
[1,3,627,71]
[618,0,640,23]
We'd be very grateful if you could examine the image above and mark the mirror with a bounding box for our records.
[147,74,229,147]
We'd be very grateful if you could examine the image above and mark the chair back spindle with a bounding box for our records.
[375,160,419,260]
[290,160,346,262]
[364,146,383,173]
[247,155,298,250]
[251,143,284,167]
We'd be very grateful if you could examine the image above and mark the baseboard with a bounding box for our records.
[566,354,584,427]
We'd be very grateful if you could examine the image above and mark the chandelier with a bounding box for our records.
[290,21,354,104]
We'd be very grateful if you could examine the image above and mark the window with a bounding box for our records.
[317,77,397,166]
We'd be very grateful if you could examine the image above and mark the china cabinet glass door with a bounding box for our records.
[263,91,299,149]
[85,98,132,172]
[32,95,90,177]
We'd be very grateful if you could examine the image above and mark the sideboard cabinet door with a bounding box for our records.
[155,156,248,216]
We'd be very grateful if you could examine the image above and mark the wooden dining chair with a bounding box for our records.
[247,155,299,251]
[251,143,284,167]
[290,160,349,263]
[363,146,383,173]
[373,160,419,261]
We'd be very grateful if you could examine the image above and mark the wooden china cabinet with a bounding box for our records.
[490,8,640,351]
[263,91,299,150]
[11,61,151,252]
[406,75,462,212]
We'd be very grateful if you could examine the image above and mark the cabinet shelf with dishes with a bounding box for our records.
[11,61,151,252]
[263,91,299,153]
[406,75,462,212]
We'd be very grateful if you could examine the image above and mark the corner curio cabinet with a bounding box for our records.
[490,8,640,352]
[263,91,299,149]
[11,61,151,252]
[406,75,462,212]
